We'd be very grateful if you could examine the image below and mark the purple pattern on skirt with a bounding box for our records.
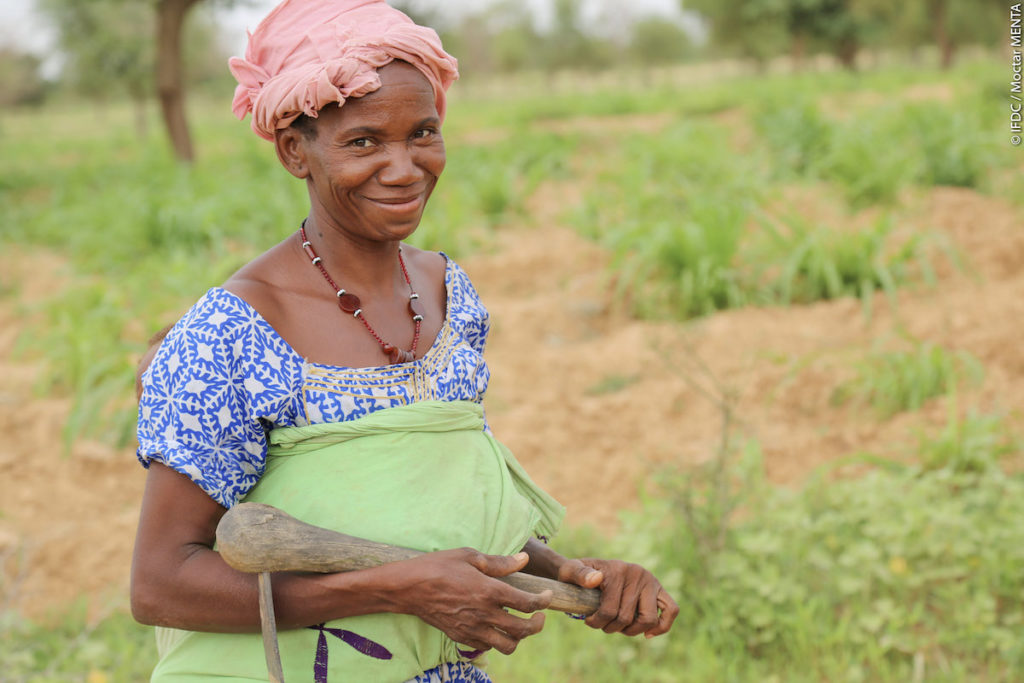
[308,623,392,682]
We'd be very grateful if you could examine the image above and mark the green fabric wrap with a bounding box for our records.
[150,400,565,682]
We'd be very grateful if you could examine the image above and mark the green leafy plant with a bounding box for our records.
[818,109,920,206]
[752,98,833,177]
[749,212,942,316]
[903,104,992,189]
[916,408,1019,474]
[832,342,984,418]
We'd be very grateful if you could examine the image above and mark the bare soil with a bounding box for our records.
[1,185,1021,621]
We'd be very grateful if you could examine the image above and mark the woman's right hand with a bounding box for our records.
[377,548,553,655]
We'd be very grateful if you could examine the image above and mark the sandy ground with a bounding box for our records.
[0,181,1021,621]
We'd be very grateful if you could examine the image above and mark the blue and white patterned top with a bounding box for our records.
[136,255,491,509]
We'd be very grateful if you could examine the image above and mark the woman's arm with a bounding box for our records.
[520,537,679,638]
[130,462,552,654]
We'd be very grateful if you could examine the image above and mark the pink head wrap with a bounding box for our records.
[229,0,459,141]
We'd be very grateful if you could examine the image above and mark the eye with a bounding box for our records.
[412,128,437,141]
[349,137,375,148]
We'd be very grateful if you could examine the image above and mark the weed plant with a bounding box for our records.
[749,213,939,312]
[916,407,1020,474]
[750,89,1000,206]
[817,109,920,206]
[753,98,833,178]
[571,119,761,319]
[832,342,984,418]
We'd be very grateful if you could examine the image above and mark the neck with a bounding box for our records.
[300,214,406,297]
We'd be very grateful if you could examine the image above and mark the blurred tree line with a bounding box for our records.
[688,0,1007,71]
[0,0,1007,160]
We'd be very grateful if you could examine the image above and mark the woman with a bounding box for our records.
[131,1,678,681]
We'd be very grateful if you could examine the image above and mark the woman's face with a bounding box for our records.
[289,61,445,244]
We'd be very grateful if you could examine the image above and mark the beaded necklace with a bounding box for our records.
[299,223,424,365]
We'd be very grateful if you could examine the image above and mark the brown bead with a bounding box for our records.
[338,292,361,313]
[383,344,414,364]
[408,298,425,319]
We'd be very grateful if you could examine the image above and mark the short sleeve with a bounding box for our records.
[445,258,490,356]
[136,289,298,508]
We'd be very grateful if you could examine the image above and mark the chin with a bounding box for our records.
[380,218,424,242]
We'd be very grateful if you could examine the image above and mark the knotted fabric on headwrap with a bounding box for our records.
[229,0,459,141]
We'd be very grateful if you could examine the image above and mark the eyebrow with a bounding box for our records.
[339,117,441,138]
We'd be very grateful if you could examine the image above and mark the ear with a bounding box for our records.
[274,126,310,179]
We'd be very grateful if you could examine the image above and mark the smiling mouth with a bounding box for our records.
[365,194,425,213]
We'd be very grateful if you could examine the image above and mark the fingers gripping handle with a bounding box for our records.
[217,503,600,616]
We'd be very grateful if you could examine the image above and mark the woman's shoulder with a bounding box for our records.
[219,238,297,327]
[147,287,296,377]
[158,287,258,347]
[399,243,447,307]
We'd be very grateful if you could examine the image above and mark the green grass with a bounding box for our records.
[558,60,1009,322]
[748,213,940,312]
[569,118,761,319]
[916,409,1020,474]
[832,342,984,418]
[0,605,156,682]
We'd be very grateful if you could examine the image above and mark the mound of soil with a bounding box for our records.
[1,186,1021,620]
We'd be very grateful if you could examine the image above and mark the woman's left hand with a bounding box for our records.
[557,558,678,637]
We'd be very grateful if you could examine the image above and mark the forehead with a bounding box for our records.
[321,61,437,130]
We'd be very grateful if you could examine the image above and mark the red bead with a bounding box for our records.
[338,292,361,313]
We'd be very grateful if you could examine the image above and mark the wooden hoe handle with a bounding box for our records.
[216,502,601,616]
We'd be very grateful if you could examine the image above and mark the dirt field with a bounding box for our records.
[1,182,1022,621]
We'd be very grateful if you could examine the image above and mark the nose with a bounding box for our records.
[378,144,426,186]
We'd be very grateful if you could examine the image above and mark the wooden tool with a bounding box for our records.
[216,502,601,682]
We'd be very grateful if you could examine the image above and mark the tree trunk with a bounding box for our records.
[790,32,807,72]
[930,0,955,70]
[156,0,201,163]
[835,37,858,71]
